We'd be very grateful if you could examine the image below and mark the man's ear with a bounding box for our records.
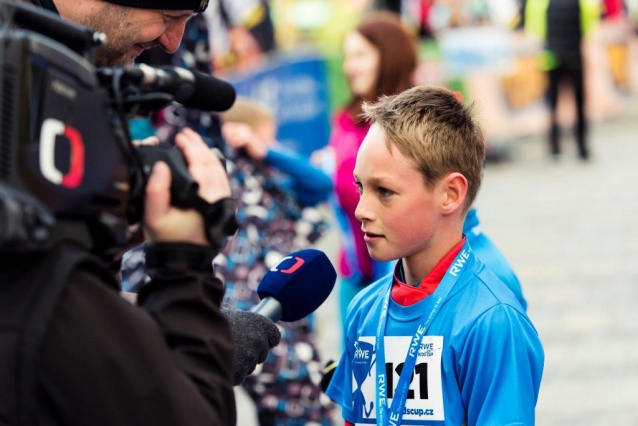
[440,172,468,215]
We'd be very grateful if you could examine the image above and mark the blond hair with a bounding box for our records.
[362,86,485,210]
[221,97,274,131]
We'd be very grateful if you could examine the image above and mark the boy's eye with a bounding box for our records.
[378,187,393,197]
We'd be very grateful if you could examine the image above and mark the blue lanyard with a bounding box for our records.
[374,241,471,426]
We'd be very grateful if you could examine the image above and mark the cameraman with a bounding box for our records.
[25,0,281,385]
[0,1,276,425]
[1,127,236,424]
[24,0,196,68]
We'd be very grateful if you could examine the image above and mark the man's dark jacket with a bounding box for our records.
[0,242,236,425]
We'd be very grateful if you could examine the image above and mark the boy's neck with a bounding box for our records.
[401,227,464,285]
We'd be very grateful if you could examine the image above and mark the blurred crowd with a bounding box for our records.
[202,0,638,151]
[205,0,636,67]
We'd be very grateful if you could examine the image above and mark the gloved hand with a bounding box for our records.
[319,359,338,394]
[222,304,281,385]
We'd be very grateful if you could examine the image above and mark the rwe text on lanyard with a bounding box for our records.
[374,241,471,426]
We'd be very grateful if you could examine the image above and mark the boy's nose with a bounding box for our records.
[354,196,373,223]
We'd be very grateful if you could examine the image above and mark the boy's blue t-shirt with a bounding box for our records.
[463,207,528,310]
[326,246,544,425]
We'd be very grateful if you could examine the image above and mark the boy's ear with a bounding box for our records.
[440,172,468,214]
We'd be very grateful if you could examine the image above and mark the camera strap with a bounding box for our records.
[195,196,239,252]
[32,0,59,14]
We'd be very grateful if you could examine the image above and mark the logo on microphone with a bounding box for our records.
[39,118,85,188]
[270,256,305,274]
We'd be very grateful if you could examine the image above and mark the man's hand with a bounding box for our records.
[143,128,231,245]
[221,304,281,385]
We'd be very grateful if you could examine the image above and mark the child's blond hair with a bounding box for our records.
[362,86,485,211]
[221,96,274,131]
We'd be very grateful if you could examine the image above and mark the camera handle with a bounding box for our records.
[135,145,238,250]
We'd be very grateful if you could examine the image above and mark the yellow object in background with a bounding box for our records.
[502,56,548,109]
[271,0,371,51]
[606,43,629,90]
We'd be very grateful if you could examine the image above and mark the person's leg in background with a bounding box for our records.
[548,65,564,158]
[571,59,588,160]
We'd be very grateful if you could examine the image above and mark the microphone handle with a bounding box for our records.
[252,297,284,322]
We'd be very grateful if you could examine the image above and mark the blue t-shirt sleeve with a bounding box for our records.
[263,147,333,207]
[459,304,544,425]
[326,351,349,413]
[326,306,360,423]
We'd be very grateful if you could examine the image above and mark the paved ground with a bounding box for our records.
[238,98,638,424]
[475,105,638,424]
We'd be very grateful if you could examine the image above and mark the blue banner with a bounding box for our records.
[223,52,332,157]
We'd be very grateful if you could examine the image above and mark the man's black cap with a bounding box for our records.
[105,0,209,13]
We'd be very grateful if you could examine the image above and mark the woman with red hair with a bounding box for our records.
[317,12,418,339]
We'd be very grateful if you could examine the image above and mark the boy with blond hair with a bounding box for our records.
[326,86,544,425]
[221,97,333,207]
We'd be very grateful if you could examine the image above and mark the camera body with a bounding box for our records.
[0,1,225,254]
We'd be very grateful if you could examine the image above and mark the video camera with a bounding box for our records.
[0,1,237,256]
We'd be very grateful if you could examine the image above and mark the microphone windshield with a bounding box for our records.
[185,71,236,112]
[257,249,337,322]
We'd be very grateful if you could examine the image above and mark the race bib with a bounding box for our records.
[351,335,445,425]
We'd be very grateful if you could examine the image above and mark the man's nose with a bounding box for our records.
[158,20,188,53]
